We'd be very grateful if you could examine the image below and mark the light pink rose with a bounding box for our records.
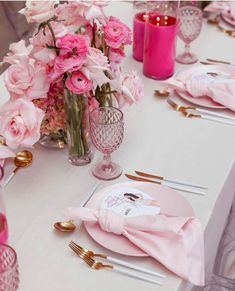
[56,34,89,57]
[65,71,93,94]
[0,99,45,149]
[81,47,110,87]
[2,40,32,65]
[4,58,50,101]
[30,22,67,64]
[112,71,144,107]
[104,16,131,48]
[109,48,125,71]
[19,0,58,23]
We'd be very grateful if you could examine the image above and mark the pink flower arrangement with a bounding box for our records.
[0,0,143,155]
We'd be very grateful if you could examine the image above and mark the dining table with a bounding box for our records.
[1,2,235,291]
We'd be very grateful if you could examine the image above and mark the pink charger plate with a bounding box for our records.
[84,181,194,257]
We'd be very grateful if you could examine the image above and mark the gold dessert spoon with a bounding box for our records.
[4,150,33,186]
[54,220,76,232]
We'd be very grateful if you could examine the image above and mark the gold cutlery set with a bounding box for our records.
[125,171,207,195]
[167,99,235,126]
[69,241,165,285]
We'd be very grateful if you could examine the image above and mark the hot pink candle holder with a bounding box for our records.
[133,12,146,62]
[143,14,177,80]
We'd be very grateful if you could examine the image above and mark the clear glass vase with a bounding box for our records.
[38,130,67,149]
[64,89,92,166]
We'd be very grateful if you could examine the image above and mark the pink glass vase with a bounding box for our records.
[143,1,178,80]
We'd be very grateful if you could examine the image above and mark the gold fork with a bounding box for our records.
[69,241,165,278]
[167,98,194,112]
[82,254,163,285]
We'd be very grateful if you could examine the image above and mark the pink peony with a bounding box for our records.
[2,40,32,65]
[65,71,93,94]
[4,58,50,101]
[19,0,58,23]
[81,47,110,87]
[0,99,45,149]
[104,16,131,48]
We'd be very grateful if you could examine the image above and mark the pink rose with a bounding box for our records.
[81,47,110,87]
[56,34,89,58]
[0,99,45,149]
[109,48,125,71]
[65,71,93,94]
[30,22,67,64]
[4,58,50,101]
[104,16,131,48]
[2,40,32,65]
[19,0,58,23]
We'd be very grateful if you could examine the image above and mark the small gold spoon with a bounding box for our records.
[54,220,76,232]
[154,89,169,97]
[4,150,33,186]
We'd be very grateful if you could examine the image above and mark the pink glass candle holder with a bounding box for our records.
[133,12,147,62]
[143,13,177,80]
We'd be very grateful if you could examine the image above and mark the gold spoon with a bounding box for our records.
[154,89,169,97]
[54,220,76,232]
[4,150,33,186]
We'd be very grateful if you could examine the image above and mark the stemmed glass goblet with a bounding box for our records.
[90,107,124,180]
[176,6,203,64]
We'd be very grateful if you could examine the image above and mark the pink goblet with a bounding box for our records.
[90,107,124,180]
[176,6,203,64]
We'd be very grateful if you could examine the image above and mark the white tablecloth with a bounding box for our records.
[1,2,235,291]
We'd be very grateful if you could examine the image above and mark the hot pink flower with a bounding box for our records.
[4,58,50,101]
[56,34,89,57]
[19,0,58,23]
[104,16,131,48]
[0,99,45,149]
[65,71,93,95]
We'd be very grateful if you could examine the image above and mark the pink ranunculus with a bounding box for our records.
[19,0,58,23]
[2,40,32,65]
[4,58,50,101]
[81,47,110,87]
[104,16,131,48]
[49,55,86,81]
[56,34,89,57]
[0,99,45,149]
[65,71,93,95]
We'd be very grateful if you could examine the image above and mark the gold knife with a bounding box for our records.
[125,174,161,185]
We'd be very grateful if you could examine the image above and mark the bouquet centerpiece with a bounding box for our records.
[0,0,144,165]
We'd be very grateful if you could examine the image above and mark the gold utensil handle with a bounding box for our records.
[135,171,163,180]
[125,174,161,185]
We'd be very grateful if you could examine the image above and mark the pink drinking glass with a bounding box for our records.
[0,244,19,291]
[176,6,203,64]
[90,107,124,180]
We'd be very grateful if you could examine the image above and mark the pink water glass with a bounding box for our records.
[176,6,203,64]
[143,1,178,80]
[0,244,19,291]
[90,107,124,180]
[133,1,147,62]
[0,166,8,244]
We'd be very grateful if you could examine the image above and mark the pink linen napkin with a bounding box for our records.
[164,65,235,111]
[205,2,235,20]
[0,144,15,167]
[66,207,205,286]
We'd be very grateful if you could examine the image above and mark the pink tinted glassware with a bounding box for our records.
[0,244,19,291]
[90,107,124,180]
[176,6,203,64]
[0,166,8,244]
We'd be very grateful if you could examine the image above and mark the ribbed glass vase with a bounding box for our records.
[64,89,92,166]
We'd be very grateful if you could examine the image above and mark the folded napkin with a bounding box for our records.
[66,207,205,286]
[164,66,235,111]
[205,1,235,20]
